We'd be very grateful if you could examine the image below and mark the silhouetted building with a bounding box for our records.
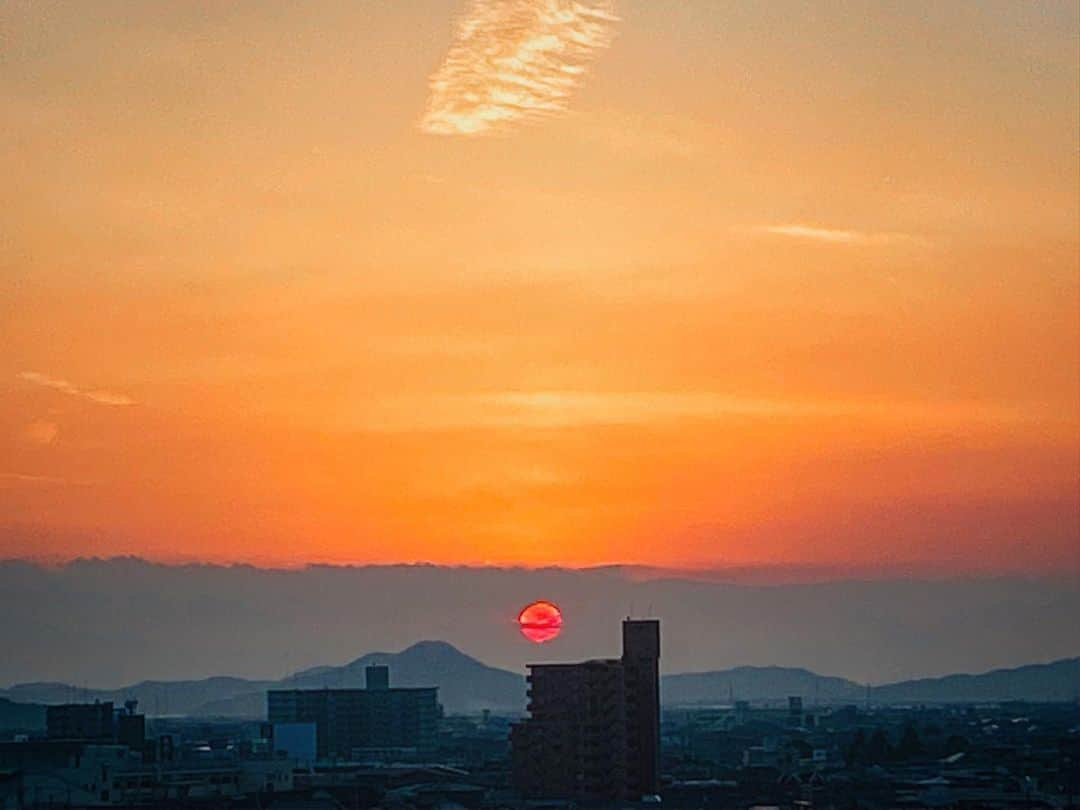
[267,667,439,760]
[47,702,114,741]
[266,721,317,761]
[116,711,146,752]
[788,695,804,727]
[365,665,389,691]
[46,700,145,751]
[510,618,661,802]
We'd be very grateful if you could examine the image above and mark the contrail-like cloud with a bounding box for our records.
[420,0,618,136]
[753,224,926,246]
[18,371,135,406]
[758,224,867,244]
[0,472,73,486]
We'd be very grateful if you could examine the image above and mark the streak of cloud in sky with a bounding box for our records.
[17,372,135,406]
[754,224,922,245]
[0,472,71,486]
[421,0,618,136]
[320,391,1052,433]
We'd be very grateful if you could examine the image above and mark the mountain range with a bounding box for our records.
[2,641,1076,727]
[661,658,1080,705]
[0,641,525,720]
[2,559,1078,690]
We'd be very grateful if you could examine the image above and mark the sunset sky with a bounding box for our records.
[2,0,1077,571]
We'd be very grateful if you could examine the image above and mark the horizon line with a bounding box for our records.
[1,554,1077,583]
[3,635,1076,696]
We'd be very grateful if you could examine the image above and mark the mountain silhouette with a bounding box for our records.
[2,643,1076,722]
[661,658,1080,706]
[0,641,525,717]
[279,640,526,713]
[870,658,1080,704]
[662,665,864,704]
[3,560,1078,688]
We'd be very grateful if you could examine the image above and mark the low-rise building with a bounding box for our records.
[268,666,440,760]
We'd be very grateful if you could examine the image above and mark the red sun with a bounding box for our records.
[517,600,563,644]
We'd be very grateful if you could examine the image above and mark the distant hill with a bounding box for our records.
[662,658,1080,707]
[0,676,275,716]
[3,559,1078,692]
[871,658,1080,704]
[282,640,526,713]
[0,641,526,717]
[0,677,276,718]
[662,666,863,705]
[196,640,528,717]
[2,642,1076,720]
[0,697,46,731]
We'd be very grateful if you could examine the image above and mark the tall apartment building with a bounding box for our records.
[510,619,661,802]
[267,666,439,760]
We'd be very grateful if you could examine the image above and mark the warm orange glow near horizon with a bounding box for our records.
[0,3,1077,574]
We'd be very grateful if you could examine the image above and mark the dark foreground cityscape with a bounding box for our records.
[1,620,1078,809]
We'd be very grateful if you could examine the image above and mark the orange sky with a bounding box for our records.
[1,1,1077,570]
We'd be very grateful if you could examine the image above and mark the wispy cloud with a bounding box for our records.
[0,472,72,486]
[420,0,619,136]
[324,391,1046,433]
[17,371,135,406]
[479,391,1030,429]
[752,224,924,246]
